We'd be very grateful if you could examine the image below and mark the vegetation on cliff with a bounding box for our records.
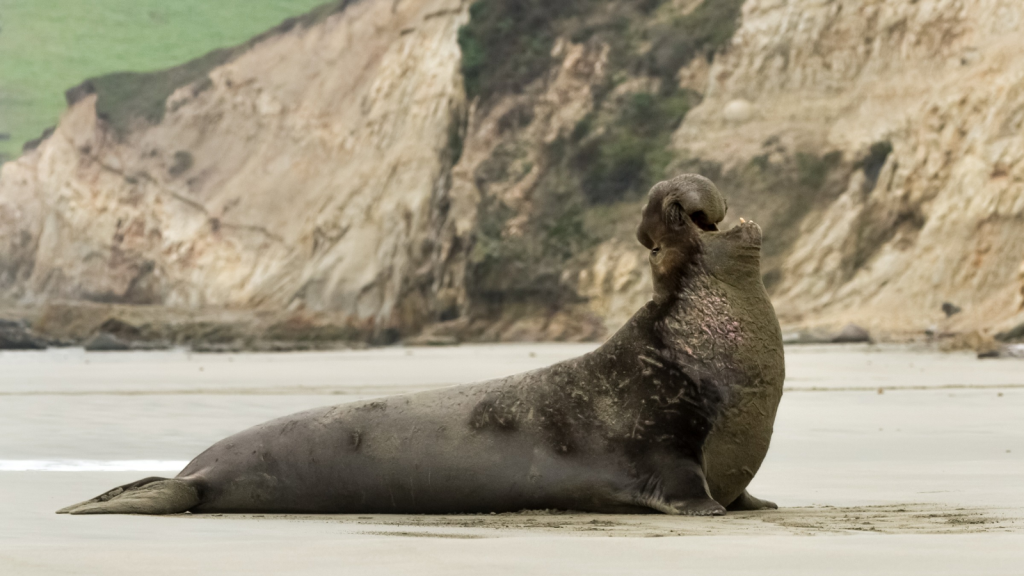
[67,1,357,137]
[460,0,746,324]
[458,0,588,102]
[458,0,743,103]
[0,0,333,155]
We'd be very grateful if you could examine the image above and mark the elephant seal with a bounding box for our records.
[58,174,784,516]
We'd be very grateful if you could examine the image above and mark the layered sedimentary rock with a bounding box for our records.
[450,0,1024,339]
[0,0,471,341]
[1,0,1022,343]
[676,0,1024,335]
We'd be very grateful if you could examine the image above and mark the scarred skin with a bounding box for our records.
[58,174,784,516]
[636,175,785,511]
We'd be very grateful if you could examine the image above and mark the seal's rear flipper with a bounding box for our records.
[57,477,200,515]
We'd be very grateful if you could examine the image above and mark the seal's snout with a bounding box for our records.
[636,174,730,301]
[668,177,727,233]
[636,174,727,248]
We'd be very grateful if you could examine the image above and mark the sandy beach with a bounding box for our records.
[1,344,1022,574]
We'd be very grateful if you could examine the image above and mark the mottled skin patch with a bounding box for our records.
[58,174,784,516]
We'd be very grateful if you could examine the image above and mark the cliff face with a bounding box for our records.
[446,0,745,340]
[677,0,1024,335]
[1,0,1022,343]
[0,0,471,341]
[450,0,1024,339]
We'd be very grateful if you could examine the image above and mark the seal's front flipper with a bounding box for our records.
[641,454,726,516]
[57,477,199,515]
[666,495,727,516]
[726,489,777,511]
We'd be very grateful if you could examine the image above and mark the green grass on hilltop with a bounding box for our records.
[0,0,331,161]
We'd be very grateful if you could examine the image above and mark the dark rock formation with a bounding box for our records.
[0,319,47,350]
[831,324,872,344]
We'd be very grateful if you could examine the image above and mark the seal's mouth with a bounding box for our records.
[704,217,763,249]
[684,207,757,240]
[636,174,761,251]
[688,210,719,232]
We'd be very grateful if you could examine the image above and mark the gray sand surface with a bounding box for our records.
[1,344,1022,574]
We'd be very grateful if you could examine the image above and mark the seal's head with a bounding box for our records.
[637,174,762,301]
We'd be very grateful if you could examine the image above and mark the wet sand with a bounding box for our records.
[1,344,1022,574]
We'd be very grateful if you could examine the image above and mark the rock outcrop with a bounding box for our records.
[1,0,1022,344]
[675,0,1024,338]
[0,319,47,349]
[0,0,472,342]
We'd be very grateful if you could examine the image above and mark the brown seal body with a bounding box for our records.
[58,174,784,516]
[699,226,786,509]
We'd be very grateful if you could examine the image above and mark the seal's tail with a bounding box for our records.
[56,477,200,515]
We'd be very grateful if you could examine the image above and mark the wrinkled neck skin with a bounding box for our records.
[654,222,765,349]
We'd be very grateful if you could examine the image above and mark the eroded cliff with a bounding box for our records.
[447,0,1024,340]
[0,0,471,342]
[1,0,1022,345]
[677,0,1024,337]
